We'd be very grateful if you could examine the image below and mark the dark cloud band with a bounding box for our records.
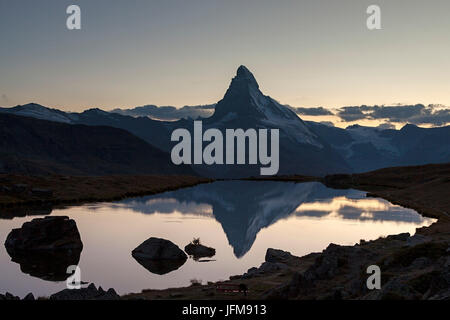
[293,107,334,116]
[112,104,216,121]
[336,104,450,126]
[112,103,449,126]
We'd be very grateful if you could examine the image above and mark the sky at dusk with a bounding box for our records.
[1,0,450,128]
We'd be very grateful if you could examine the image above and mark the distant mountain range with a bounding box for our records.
[307,121,450,172]
[1,66,449,176]
[0,113,192,176]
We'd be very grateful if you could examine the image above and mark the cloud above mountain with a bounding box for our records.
[111,104,215,121]
[110,103,450,127]
[335,106,367,122]
[292,106,334,116]
[377,123,396,130]
[284,104,449,127]
[336,104,450,126]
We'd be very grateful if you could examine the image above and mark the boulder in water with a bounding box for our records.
[4,216,83,251]
[132,237,187,275]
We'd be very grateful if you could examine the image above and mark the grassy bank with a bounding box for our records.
[0,174,212,214]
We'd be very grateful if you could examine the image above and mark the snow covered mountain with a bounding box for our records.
[0,105,172,152]
[182,65,351,177]
[306,122,450,172]
[207,66,322,148]
[0,103,76,123]
[2,66,449,176]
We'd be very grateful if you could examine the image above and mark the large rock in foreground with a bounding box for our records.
[132,237,187,275]
[4,216,83,281]
[265,248,300,266]
[4,216,83,251]
[241,248,297,280]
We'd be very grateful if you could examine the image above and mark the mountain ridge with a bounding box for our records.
[0,113,193,176]
[1,66,449,176]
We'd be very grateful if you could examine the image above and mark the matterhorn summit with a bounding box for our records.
[209,65,322,147]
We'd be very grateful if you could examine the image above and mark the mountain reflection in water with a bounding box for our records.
[109,181,429,257]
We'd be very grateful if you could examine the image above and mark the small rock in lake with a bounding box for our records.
[185,242,216,259]
[132,237,187,275]
[132,237,187,260]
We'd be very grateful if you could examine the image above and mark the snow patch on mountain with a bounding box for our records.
[331,125,400,159]
[346,125,399,154]
[0,104,75,124]
[261,98,323,148]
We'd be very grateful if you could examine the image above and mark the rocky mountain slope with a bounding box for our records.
[0,113,193,176]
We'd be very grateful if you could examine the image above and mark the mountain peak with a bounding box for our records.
[0,103,74,123]
[207,66,322,148]
[233,65,259,89]
[217,65,261,104]
[209,65,264,120]
[400,123,421,132]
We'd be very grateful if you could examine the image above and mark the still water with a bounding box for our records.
[0,181,434,298]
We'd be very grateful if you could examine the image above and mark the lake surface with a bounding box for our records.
[0,181,435,298]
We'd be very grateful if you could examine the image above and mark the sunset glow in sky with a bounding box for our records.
[1,0,449,128]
